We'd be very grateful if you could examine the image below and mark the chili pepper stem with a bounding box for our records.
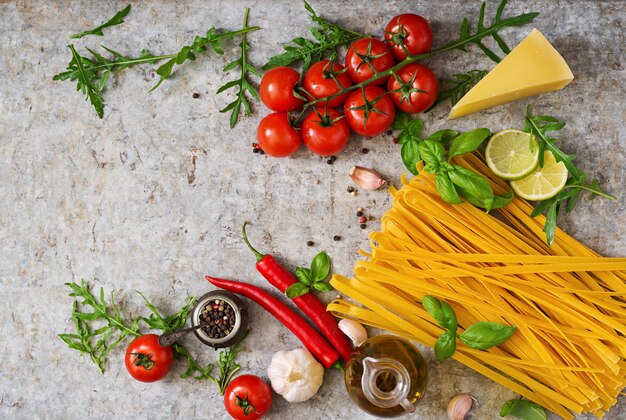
[242,221,266,261]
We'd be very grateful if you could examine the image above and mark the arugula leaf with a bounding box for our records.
[500,399,546,420]
[70,5,131,39]
[209,332,248,394]
[263,1,366,71]
[217,9,261,128]
[427,70,487,112]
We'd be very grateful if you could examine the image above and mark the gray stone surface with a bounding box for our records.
[0,0,624,419]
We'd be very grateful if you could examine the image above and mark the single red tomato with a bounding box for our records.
[302,108,351,156]
[344,38,395,85]
[384,14,433,61]
[387,64,438,114]
[302,60,353,108]
[124,334,173,383]
[257,113,302,157]
[224,374,273,420]
[344,86,395,136]
[259,67,304,112]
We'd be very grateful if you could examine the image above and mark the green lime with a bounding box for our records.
[485,129,539,180]
[510,151,568,201]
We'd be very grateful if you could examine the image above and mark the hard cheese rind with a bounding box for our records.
[448,28,574,119]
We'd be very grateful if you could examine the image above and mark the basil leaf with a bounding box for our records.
[440,301,458,332]
[295,267,312,286]
[392,112,411,130]
[448,128,491,158]
[434,330,457,362]
[313,282,334,292]
[492,190,514,209]
[401,140,421,175]
[449,166,495,207]
[310,251,330,282]
[459,322,516,350]
[285,282,310,298]
[398,130,412,145]
[423,163,440,174]
[500,399,546,420]
[426,129,459,143]
[436,173,462,205]
[422,295,447,329]
[406,118,424,138]
[418,140,445,165]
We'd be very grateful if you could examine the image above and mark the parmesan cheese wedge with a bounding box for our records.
[448,29,574,119]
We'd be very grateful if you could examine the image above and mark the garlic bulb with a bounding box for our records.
[349,166,386,190]
[267,348,324,403]
[338,318,368,347]
[447,393,474,420]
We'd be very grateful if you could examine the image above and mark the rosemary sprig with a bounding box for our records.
[262,1,366,71]
[218,8,261,128]
[70,4,131,39]
[524,106,615,245]
[426,69,487,112]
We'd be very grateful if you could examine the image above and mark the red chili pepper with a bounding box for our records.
[205,276,340,368]
[242,222,353,361]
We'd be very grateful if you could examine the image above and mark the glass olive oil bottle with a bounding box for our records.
[345,335,428,417]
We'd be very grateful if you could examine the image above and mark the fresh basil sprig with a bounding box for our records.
[500,399,546,420]
[524,106,615,245]
[422,295,516,362]
[286,251,333,298]
[70,4,131,39]
[394,114,512,211]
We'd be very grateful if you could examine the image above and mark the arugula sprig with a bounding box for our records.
[423,295,516,362]
[394,113,512,210]
[426,69,487,112]
[262,1,366,71]
[286,251,333,298]
[58,280,141,374]
[218,8,261,128]
[208,332,248,395]
[524,106,615,245]
[70,4,131,39]
[500,399,547,420]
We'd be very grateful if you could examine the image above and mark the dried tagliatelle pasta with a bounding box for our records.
[328,154,626,419]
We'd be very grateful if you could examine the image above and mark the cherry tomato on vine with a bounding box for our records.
[387,64,438,114]
[302,60,353,108]
[344,86,395,136]
[224,374,273,420]
[124,334,173,383]
[257,113,302,157]
[384,14,433,61]
[345,38,395,85]
[259,67,304,112]
[302,108,351,156]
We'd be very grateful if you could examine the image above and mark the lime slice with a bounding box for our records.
[510,151,568,201]
[485,129,539,180]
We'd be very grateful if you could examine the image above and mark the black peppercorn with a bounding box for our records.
[253,148,259,153]
[192,92,200,99]
[333,235,341,241]
[386,130,392,135]
[306,241,314,247]
[356,211,363,217]
[361,148,369,154]
[360,223,367,229]
[330,155,337,161]
[327,159,333,164]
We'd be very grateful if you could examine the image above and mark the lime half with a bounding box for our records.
[510,151,568,201]
[485,129,539,180]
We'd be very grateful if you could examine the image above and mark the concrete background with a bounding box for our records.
[0,0,624,419]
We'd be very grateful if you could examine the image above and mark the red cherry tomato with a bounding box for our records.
[124,334,173,383]
[387,64,438,114]
[302,108,351,156]
[257,113,302,157]
[302,60,353,108]
[259,67,304,112]
[384,14,433,61]
[345,38,395,85]
[224,374,273,420]
[344,86,395,136]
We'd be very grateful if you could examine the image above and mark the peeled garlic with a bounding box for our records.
[267,348,324,403]
[338,318,368,347]
[349,166,386,190]
[447,393,474,420]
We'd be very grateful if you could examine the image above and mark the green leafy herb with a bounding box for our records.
[422,295,516,362]
[209,332,248,395]
[427,70,487,112]
[500,399,546,420]
[524,106,615,245]
[262,1,366,71]
[70,5,131,39]
[54,26,259,118]
[58,280,141,374]
[217,9,261,128]
[286,251,333,298]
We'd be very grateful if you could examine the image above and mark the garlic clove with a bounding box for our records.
[349,166,386,191]
[447,393,475,420]
[338,318,368,348]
